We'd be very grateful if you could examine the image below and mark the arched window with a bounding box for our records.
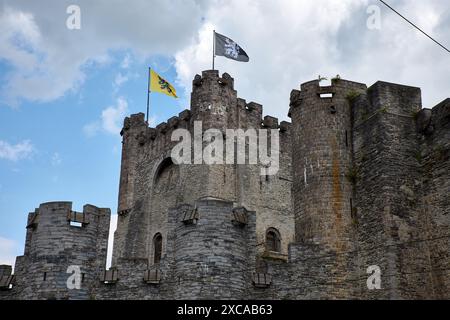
[153,158,179,194]
[153,233,162,264]
[265,228,281,252]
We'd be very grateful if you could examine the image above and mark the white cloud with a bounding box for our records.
[113,72,128,89]
[120,53,132,69]
[82,122,101,137]
[0,139,34,161]
[1,0,449,114]
[101,97,129,135]
[147,115,158,128]
[51,152,62,166]
[0,8,40,71]
[0,1,208,106]
[84,97,129,137]
[175,0,450,120]
[106,214,118,269]
[0,6,86,106]
[115,73,128,86]
[0,236,19,268]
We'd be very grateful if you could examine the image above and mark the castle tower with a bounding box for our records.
[190,70,237,132]
[351,81,439,299]
[167,198,257,299]
[189,71,294,255]
[185,70,240,202]
[113,113,148,263]
[288,78,367,298]
[112,71,242,264]
[289,78,366,250]
[111,70,294,270]
[11,202,110,299]
[117,113,148,215]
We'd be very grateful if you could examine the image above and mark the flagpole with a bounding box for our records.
[212,30,215,70]
[146,67,150,124]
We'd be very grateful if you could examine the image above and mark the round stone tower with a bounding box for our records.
[14,201,110,299]
[289,78,366,251]
[170,198,255,299]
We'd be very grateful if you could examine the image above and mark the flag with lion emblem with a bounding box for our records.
[149,69,178,98]
[214,32,249,62]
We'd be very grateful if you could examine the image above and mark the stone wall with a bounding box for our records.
[351,81,436,299]
[417,99,450,299]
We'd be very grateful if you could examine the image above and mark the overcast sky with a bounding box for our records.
[0,0,449,268]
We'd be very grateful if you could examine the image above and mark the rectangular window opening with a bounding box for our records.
[70,221,83,227]
[319,93,333,99]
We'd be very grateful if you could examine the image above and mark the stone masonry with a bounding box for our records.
[0,71,448,299]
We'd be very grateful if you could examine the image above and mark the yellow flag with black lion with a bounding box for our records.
[149,69,178,98]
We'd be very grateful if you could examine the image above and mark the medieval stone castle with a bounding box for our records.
[0,70,449,299]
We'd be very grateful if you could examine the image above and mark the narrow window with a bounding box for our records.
[265,228,281,253]
[70,221,82,227]
[350,198,353,217]
[43,272,47,281]
[153,233,163,264]
[345,130,348,148]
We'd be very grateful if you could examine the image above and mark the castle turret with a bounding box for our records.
[11,202,110,299]
[167,198,257,299]
[289,78,366,251]
[288,78,367,298]
[113,113,148,263]
[190,70,237,132]
[117,113,148,214]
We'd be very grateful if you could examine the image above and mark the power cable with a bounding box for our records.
[378,0,450,53]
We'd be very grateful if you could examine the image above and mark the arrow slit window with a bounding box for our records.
[153,233,162,264]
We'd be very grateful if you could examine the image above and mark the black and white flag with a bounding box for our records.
[214,32,249,62]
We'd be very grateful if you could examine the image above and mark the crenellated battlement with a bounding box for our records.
[121,112,147,136]
[192,70,235,91]
[414,99,448,137]
[119,70,292,163]
[24,201,109,233]
[289,78,367,111]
